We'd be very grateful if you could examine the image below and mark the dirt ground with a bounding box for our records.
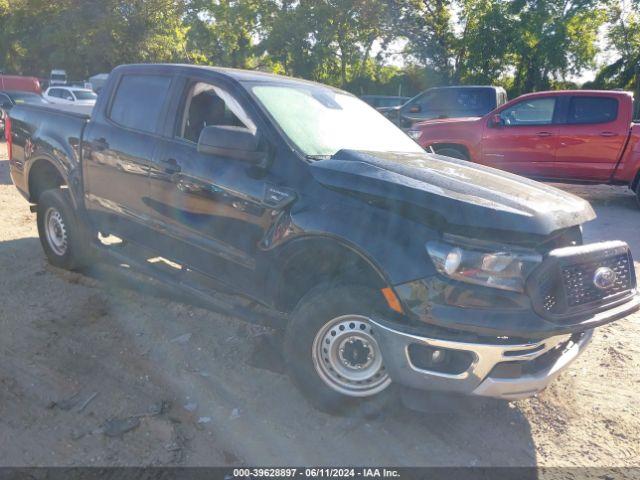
[0,141,639,467]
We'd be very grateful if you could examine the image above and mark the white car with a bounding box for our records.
[44,87,97,106]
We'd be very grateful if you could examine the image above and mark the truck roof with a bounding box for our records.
[115,63,343,90]
[515,89,634,100]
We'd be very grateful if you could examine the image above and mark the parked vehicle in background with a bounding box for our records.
[409,90,640,206]
[7,64,639,413]
[361,95,410,110]
[0,75,43,95]
[44,86,97,106]
[391,86,508,129]
[49,69,68,86]
[88,73,110,94]
[0,90,49,137]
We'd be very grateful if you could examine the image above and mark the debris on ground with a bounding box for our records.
[100,417,141,437]
[183,401,198,412]
[48,391,99,413]
[170,333,192,344]
[76,392,98,412]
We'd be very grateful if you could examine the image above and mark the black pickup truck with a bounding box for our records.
[7,64,640,413]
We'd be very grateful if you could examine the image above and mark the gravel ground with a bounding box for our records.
[0,141,639,467]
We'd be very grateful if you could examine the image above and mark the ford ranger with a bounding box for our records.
[7,64,640,413]
[409,90,640,207]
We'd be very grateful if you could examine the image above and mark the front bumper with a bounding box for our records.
[372,318,594,400]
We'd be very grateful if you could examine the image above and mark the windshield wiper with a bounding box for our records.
[305,154,333,161]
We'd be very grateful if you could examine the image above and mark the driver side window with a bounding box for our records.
[500,98,556,126]
[178,81,255,143]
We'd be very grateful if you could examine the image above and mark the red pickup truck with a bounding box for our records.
[409,90,640,205]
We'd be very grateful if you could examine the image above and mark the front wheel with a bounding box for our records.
[284,284,394,414]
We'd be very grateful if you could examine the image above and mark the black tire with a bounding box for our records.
[284,283,396,415]
[37,188,93,270]
[433,146,469,161]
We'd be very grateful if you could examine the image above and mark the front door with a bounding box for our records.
[83,73,173,241]
[147,78,273,293]
[481,96,559,178]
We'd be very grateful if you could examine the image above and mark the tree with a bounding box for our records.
[184,0,271,68]
[591,0,640,98]
[261,0,396,87]
[1,0,188,78]
[507,0,606,94]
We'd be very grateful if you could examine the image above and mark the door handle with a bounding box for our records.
[600,131,617,137]
[536,131,553,137]
[159,158,181,174]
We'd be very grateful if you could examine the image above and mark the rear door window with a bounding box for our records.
[109,74,172,134]
[567,96,618,124]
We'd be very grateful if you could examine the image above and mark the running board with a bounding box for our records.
[94,242,287,329]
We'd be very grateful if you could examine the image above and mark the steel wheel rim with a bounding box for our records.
[44,207,68,256]
[312,314,391,397]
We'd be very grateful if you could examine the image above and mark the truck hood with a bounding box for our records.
[309,150,595,236]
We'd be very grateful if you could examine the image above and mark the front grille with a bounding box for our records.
[527,241,636,322]
[562,253,631,307]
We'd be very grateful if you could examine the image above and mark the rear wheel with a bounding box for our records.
[433,146,469,161]
[284,284,394,414]
[37,188,93,270]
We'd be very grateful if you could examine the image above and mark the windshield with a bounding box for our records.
[51,74,66,81]
[250,84,423,157]
[72,90,97,100]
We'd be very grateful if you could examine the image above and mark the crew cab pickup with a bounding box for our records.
[7,65,640,412]
[409,90,640,206]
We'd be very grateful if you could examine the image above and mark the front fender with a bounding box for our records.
[269,195,439,287]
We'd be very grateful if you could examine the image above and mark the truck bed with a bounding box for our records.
[7,103,90,202]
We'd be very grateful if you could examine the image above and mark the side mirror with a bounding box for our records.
[490,113,504,127]
[197,125,265,164]
[409,105,421,114]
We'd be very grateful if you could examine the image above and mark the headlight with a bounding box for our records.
[407,130,422,141]
[426,238,542,292]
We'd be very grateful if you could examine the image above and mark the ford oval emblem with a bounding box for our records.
[593,267,617,290]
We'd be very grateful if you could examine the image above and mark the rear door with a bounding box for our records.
[83,72,174,241]
[553,95,627,181]
[481,96,560,177]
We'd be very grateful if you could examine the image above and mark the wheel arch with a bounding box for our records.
[269,235,393,314]
[430,143,471,160]
[27,156,67,204]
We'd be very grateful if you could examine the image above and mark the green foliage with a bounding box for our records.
[0,0,636,97]
[1,0,187,78]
